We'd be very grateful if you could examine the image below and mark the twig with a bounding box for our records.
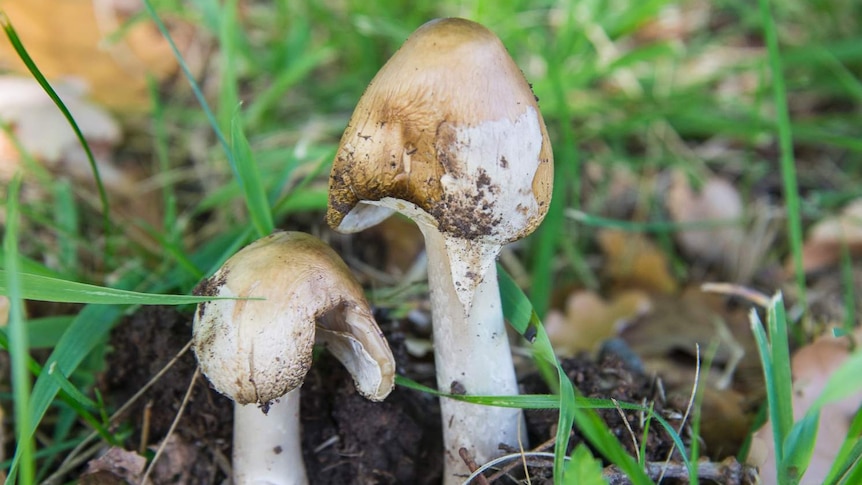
[701,282,771,309]
[605,457,756,485]
[659,343,700,483]
[459,448,490,485]
[613,398,640,464]
[140,367,200,484]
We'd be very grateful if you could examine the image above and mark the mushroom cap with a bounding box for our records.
[327,17,553,245]
[192,231,395,406]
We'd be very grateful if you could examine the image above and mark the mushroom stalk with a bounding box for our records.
[421,224,524,478]
[233,391,307,485]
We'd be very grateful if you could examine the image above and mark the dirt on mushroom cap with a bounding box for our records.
[327,18,553,244]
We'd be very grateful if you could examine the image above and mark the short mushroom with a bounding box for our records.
[326,18,553,481]
[192,231,395,485]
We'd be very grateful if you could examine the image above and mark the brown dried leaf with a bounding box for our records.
[80,447,147,485]
[667,172,744,264]
[545,290,651,356]
[748,329,862,484]
[0,76,162,241]
[0,0,188,111]
[598,229,678,294]
[619,287,762,394]
[796,199,862,274]
[634,1,711,43]
[146,434,203,484]
[0,76,120,172]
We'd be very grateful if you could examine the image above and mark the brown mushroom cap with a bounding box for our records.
[327,17,553,245]
[192,231,395,405]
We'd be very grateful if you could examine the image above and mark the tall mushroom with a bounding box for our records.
[327,18,553,481]
[192,231,395,485]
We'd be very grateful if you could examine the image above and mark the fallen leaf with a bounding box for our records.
[635,1,711,43]
[747,328,862,484]
[598,229,678,294]
[146,434,202,484]
[0,0,190,111]
[545,289,651,356]
[0,75,162,244]
[667,171,777,283]
[796,198,862,274]
[619,287,762,394]
[667,172,744,263]
[80,447,147,485]
[0,76,120,173]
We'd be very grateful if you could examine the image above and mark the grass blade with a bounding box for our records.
[782,410,820,482]
[768,294,795,448]
[825,401,862,484]
[499,267,656,484]
[757,0,806,309]
[4,173,34,484]
[230,111,274,236]
[0,270,241,305]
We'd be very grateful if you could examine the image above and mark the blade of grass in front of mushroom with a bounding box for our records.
[498,267,657,484]
[5,173,35,483]
[0,271,247,305]
[394,374,690,460]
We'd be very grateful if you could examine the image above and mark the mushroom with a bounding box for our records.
[326,18,553,481]
[192,231,395,485]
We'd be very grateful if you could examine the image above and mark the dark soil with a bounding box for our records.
[93,305,746,484]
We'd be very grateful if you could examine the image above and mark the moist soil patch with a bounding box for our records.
[92,305,750,484]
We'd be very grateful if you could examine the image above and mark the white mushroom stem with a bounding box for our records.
[423,226,524,482]
[360,197,525,482]
[232,391,307,485]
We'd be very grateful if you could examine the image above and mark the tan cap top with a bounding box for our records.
[192,231,395,405]
[327,18,553,245]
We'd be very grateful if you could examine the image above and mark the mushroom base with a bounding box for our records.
[233,389,308,485]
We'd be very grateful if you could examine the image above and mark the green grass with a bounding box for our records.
[1,0,861,483]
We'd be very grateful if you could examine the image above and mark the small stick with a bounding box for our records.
[140,367,200,484]
[605,457,756,485]
[459,448,490,485]
[138,400,153,455]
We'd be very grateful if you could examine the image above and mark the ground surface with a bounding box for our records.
[90,304,756,484]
